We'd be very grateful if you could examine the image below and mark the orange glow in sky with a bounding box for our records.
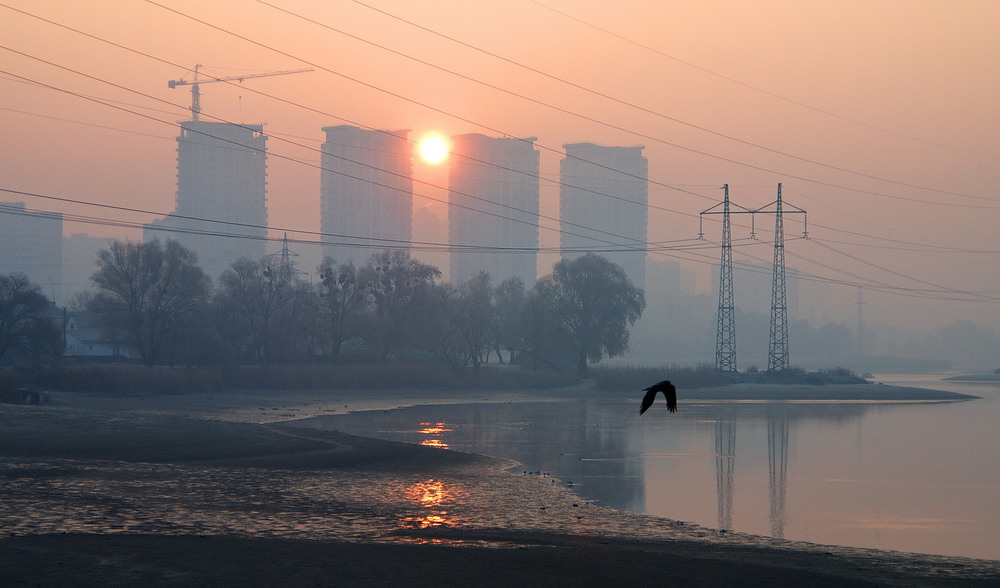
[1,0,998,337]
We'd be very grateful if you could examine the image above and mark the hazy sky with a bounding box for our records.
[1,0,998,333]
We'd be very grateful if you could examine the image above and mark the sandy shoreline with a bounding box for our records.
[1,387,997,586]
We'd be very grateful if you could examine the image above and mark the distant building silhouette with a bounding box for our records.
[145,121,268,279]
[560,143,648,290]
[320,125,413,266]
[0,201,63,302]
[449,134,539,285]
[646,258,697,296]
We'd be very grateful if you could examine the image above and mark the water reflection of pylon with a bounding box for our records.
[714,416,736,530]
[767,415,789,538]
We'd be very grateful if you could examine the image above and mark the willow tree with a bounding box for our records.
[536,253,645,377]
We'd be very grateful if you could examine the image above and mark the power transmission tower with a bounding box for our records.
[701,185,753,373]
[855,287,864,357]
[270,233,303,281]
[755,184,806,372]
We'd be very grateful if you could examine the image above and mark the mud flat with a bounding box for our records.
[0,389,996,586]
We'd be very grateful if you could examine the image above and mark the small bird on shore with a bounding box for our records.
[639,380,677,414]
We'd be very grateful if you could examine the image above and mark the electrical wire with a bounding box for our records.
[328,0,995,203]
[1,3,995,303]
[527,0,1000,162]
[0,187,716,255]
[0,57,668,259]
[7,0,994,255]
[144,0,999,211]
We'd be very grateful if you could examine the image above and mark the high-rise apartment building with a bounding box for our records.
[145,121,268,279]
[320,125,412,266]
[449,134,539,285]
[560,143,648,290]
[0,201,63,302]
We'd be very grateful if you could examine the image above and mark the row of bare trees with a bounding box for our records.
[85,240,646,376]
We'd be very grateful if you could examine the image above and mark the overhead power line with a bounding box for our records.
[1,4,995,302]
[329,0,996,204]
[4,0,996,232]
[0,57,666,258]
[8,186,990,304]
[528,0,1000,162]
[142,0,999,210]
[0,2,714,221]
[0,187,709,255]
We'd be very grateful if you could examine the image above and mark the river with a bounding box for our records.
[300,375,1000,561]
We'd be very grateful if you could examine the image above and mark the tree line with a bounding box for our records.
[25,239,644,377]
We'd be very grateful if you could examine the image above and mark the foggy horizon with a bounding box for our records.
[2,1,998,354]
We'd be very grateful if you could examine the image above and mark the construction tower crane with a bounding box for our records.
[168,64,313,121]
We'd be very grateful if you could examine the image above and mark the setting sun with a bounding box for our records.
[418,135,449,164]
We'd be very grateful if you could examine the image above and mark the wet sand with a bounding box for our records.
[1,387,997,586]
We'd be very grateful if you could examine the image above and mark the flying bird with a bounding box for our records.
[639,380,677,415]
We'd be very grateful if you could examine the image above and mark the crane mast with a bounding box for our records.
[168,64,312,121]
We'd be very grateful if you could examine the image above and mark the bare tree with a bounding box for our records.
[317,258,369,362]
[216,256,297,363]
[90,239,210,365]
[361,250,441,362]
[415,273,499,374]
[492,276,527,364]
[456,271,494,371]
[280,278,324,362]
[416,282,469,374]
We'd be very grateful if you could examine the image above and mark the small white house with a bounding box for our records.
[63,310,140,360]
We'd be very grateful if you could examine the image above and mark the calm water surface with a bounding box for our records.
[303,375,1000,561]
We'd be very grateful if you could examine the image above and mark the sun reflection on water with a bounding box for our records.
[401,479,462,530]
[406,479,449,507]
[417,421,452,449]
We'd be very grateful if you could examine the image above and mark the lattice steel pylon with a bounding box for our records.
[270,233,304,281]
[701,185,752,373]
[715,186,737,372]
[769,185,789,371]
[756,184,806,372]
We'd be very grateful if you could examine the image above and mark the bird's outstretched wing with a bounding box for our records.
[664,382,677,413]
[639,381,678,415]
[639,386,658,415]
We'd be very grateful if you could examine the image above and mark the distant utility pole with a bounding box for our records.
[701,184,753,373]
[754,184,807,372]
[855,287,864,357]
[270,233,303,281]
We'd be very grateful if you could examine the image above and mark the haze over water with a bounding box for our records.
[304,376,1000,561]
